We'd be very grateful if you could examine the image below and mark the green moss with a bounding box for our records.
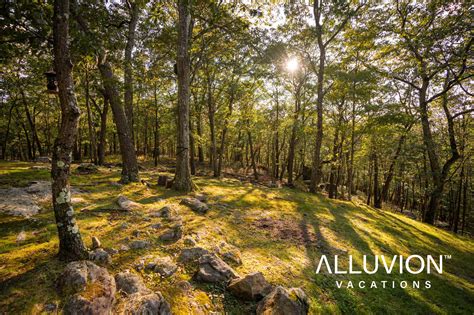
[0,161,473,314]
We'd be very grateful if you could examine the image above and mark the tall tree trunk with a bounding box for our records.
[380,124,412,205]
[190,116,196,175]
[20,89,43,157]
[217,85,235,177]
[207,73,218,177]
[421,74,460,224]
[84,67,97,164]
[247,129,258,181]
[2,103,14,160]
[98,57,139,183]
[309,19,325,193]
[124,1,140,142]
[96,94,109,165]
[51,0,88,261]
[173,0,193,192]
[373,151,381,208]
[153,84,160,166]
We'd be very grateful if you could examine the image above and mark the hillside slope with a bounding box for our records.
[0,161,473,314]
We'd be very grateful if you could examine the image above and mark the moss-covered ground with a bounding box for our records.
[0,161,473,314]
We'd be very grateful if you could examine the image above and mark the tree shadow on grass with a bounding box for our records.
[294,195,466,314]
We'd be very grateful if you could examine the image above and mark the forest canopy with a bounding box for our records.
[1,1,472,232]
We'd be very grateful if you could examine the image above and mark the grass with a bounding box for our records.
[0,161,473,314]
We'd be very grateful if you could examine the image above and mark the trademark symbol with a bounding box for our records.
[444,255,451,259]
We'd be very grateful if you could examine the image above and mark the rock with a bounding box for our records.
[148,256,178,278]
[120,222,129,229]
[120,244,130,252]
[194,254,239,284]
[183,236,197,246]
[91,236,101,249]
[105,247,119,256]
[16,230,26,243]
[115,272,148,294]
[157,175,169,187]
[256,286,309,315]
[216,241,242,266]
[57,261,115,315]
[150,223,162,229]
[178,247,210,264]
[222,250,242,266]
[118,291,171,315]
[151,205,180,221]
[176,280,193,292]
[89,248,112,265]
[268,181,282,188]
[180,197,209,214]
[228,272,273,301]
[129,240,150,250]
[117,196,142,211]
[77,163,98,174]
[43,303,57,313]
[36,156,51,163]
[192,193,209,202]
[404,211,417,219]
[115,271,172,315]
[159,224,183,242]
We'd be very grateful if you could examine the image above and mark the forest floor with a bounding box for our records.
[0,160,473,314]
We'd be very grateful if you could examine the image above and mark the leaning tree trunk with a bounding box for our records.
[51,0,88,261]
[98,57,139,183]
[173,0,193,192]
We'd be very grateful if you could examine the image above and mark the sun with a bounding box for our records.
[286,57,299,73]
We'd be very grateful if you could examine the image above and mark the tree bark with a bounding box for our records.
[173,0,194,192]
[95,94,108,165]
[84,67,97,164]
[51,0,88,261]
[98,57,139,183]
[124,1,140,142]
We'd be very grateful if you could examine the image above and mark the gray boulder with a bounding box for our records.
[183,236,197,246]
[117,196,142,211]
[89,248,112,265]
[178,247,210,264]
[114,271,171,315]
[151,205,180,220]
[77,163,98,174]
[180,197,209,214]
[115,272,147,294]
[129,240,150,250]
[36,156,51,163]
[118,291,171,315]
[146,256,178,277]
[228,272,273,301]
[256,286,309,315]
[57,261,116,315]
[159,224,183,242]
[194,254,239,284]
[216,241,242,266]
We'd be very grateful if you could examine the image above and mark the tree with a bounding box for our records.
[173,0,194,192]
[51,0,88,261]
[383,1,472,224]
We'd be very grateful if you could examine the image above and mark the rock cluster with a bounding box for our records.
[115,271,171,314]
[57,261,116,315]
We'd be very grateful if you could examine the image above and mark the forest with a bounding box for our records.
[0,0,473,314]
